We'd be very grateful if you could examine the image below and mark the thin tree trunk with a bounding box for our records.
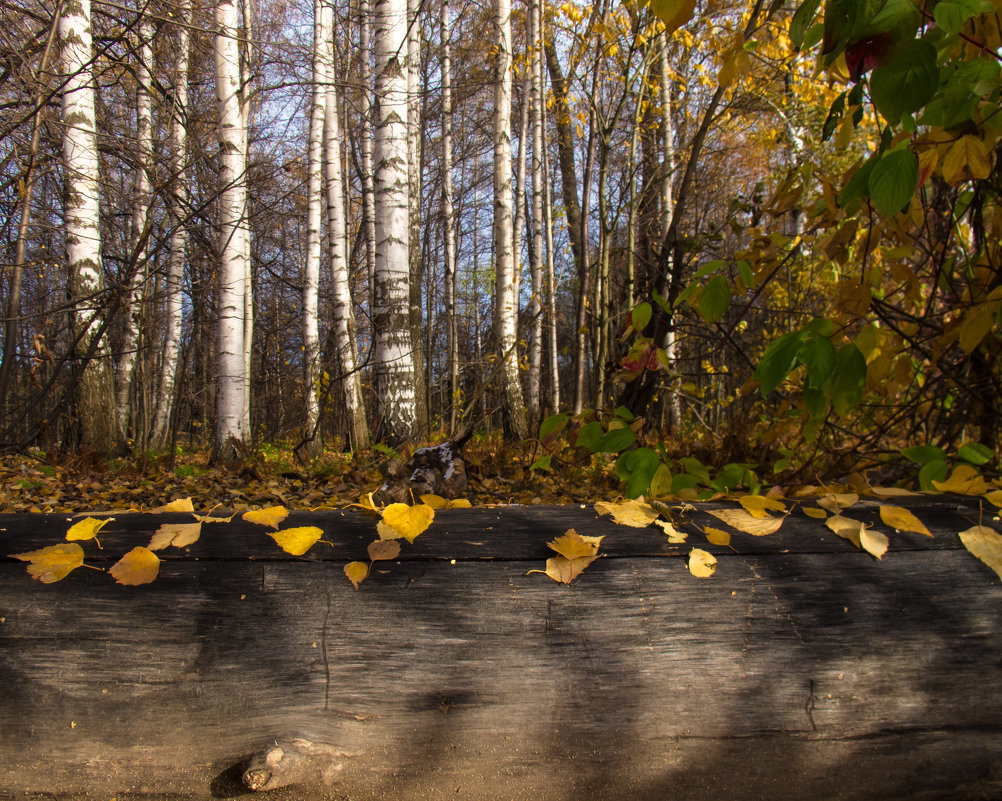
[512,59,529,304]
[60,0,117,452]
[658,30,681,428]
[440,0,458,433]
[493,0,527,440]
[526,0,544,431]
[153,3,190,449]
[213,0,250,461]
[240,0,255,437]
[373,0,417,443]
[406,0,427,437]
[323,0,370,450]
[539,5,559,413]
[360,0,377,300]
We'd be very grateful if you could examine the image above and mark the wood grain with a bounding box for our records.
[1,500,1000,800]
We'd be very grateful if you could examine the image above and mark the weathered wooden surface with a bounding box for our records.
[1,499,1001,800]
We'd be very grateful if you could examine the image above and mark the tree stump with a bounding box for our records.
[1,498,1000,800]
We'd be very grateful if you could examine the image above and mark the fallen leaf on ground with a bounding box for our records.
[704,527,731,547]
[148,522,202,550]
[958,525,1002,582]
[739,495,786,518]
[345,560,370,589]
[594,499,659,527]
[860,526,889,560]
[268,526,324,555]
[66,516,111,542]
[818,493,859,514]
[870,486,918,498]
[654,518,687,543]
[933,465,989,495]
[803,507,828,519]
[528,529,603,584]
[11,543,86,583]
[985,490,1002,508]
[826,515,863,549]
[367,539,401,561]
[420,494,472,509]
[879,505,932,537]
[381,503,434,542]
[242,506,290,529]
[707,508,784,536]
[688,548,717,577]
[149,498,195,513]
[109,547,160,585]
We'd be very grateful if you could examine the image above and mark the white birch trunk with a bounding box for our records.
[213,0,249,460]
[440,0,458,432]
[302,0,326,458]
[526,0,544,428]
[373,0,417,443]
[116,13,153,447]
[60,0,116,452]
[512,64,529,304]
[406,0,427,434]
[322,0,370,449]
[493,0,527,440]
[360,0,377,301]
[240,0,255,436]
[153,5,190,449]
[659,30,681,426]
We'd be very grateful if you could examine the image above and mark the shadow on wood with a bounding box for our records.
[1,500,1001,800]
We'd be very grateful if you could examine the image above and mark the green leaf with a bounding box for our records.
[575,421,603,451]
[804,386,831,420]
[797,336,837,389]
[934,0,994,34]
[902,445,947,464]
[539,413,569,444]
[827,343,868,414]
[802,317,836,337]
[737,260,755,288]
[822,90,847,141]
[680,457,711,486]
[958,442,994,465]
[699,275,731,323]
[869,40,939,125]
[614,405,636,422]
[791,0,823,49]
[918,458,950,490]
[631,302,652,332]
[672,473,699,493]
[596,427,637,454]
[530,454,552,471]
[868,148,918,217]
[616,448,662,499]
[649,463,673,497]
[840,152,880,207]
[755,329,805,397]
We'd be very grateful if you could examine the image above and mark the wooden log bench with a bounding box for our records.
[1,498,1001,800]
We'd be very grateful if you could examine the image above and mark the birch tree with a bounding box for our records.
[60,0,117,452]
[526,0,544,429]
[213,0,251,460]
[440,0,459,431]
[322,0,370,449]
[493,0,527,439]
[359,0,377,296]
[373,0,417,443]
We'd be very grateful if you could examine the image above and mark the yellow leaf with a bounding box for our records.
[704,526,731,547]
[11,543,85,583]
[942,135,992,185]
[688,547,717,577]
[109,547,160,586]
[242,506,290,529]
[376,520,402,540]
[654,518,687,543]
[817,493,859,514]
[148,522,202,551]
[547,529,603,559]
[594,499,659,527]
[860,527,889,560]
[706,508,784,536]
[826,514,863,549]
[381,503,434,543]
[350,492,382,514]
[149,497,195,513]
[649,0,697,34]
[985,490,1002,508]
[932,464,989,495]
[345,561,370,589]
[803,507,828,519]
[66,516,111,542]
[420,494,472,509]
[268,526,323,555]
[739,494,787,518]
[367,539,401,561]
[958,305,994,354]
[530,553,600,584]
[958,525,1002,582]
[869,486,918,498]
[878,505,932,537]
[194,510,236,524]
[718,42,750,88]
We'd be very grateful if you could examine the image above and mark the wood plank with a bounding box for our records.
[1,501,1001,799]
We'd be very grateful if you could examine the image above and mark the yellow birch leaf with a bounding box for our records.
[376,520,402,540]
[826,515,863,549]
[655,518,687,543]
[707,508,784,536]
[704,527,731,547]
[649,0,697,34]
[148,522,202,551]
[268,526,323,555]
[66,516,111,542]
[381,503,434,543]
[932,464,989,495]
[878,505,932,537]
[530,553,599,584]
[803,507,828,519]
[109,547,160,586]
[870,486,918,498]
[943,135,991,184]
[860,526,889,560]
[194,510,236,524]
[739,494,787,518]
[345,561,370,589]
[242,506,290,529]
[349,492,382,514]
[985,490,1002,508]
[420,494,471,509]
[11,543,85,583]
[547,529,602,560]
[817,493,859,514]
[688,547,717,578]
[718,43,750,88]
[959,525,1002,582]
[368,539,401,561]
[149,498,195,514]
[594,499,659,527]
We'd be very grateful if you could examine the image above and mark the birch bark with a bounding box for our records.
[527,0,544,429]
[440,0,459,432]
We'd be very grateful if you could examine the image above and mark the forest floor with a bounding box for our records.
[0,436,625,514]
